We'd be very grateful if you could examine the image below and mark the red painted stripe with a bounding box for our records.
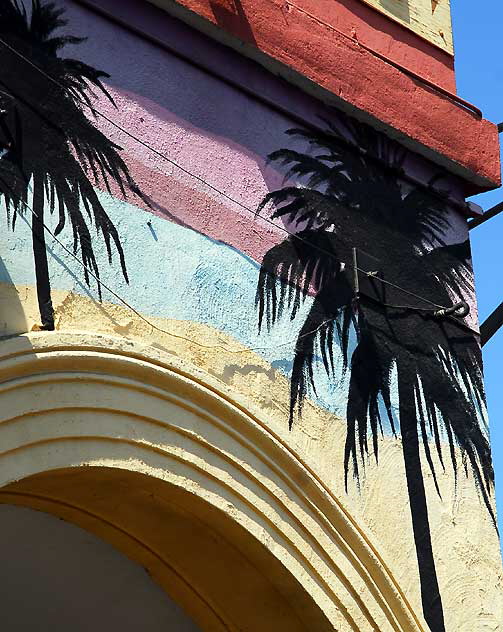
[155,0,501,192]
[289,0,456,91]
[103,153,283,265]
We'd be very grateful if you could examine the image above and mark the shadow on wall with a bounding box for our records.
[62,0,319,181]
[0,257,27,336]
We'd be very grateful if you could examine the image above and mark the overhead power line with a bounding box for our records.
[7,176,468,342]
[0,35,476,335]
[0,31,475,218]
[4,181,345,354]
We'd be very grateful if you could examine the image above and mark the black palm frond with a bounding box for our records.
[0,1,27,36]
[43,150,129,288]
[0,0,142,296]
[400,186,451,248]
[0,0,83,54]
[29,0,82,53]
[256,230,346,330]
[265,119,453,256]
[344,320,395,486]
[422,239,473,297]
[343,259,492,506]
[60,58,115,110]
[268,148,334,185]
[257,117,494,527]
[258,186,339,230]
[289,275,356,427]
[419,333,494,524]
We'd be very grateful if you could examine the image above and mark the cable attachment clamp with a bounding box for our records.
[434,301,470,319]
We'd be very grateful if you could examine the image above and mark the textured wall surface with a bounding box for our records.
[0,1,502,631]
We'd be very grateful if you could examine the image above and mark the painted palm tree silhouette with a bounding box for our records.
[0,0,138,329]
[256,116,494,632]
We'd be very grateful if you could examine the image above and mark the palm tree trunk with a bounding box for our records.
[398,372,445,632]
[31,176,54,330]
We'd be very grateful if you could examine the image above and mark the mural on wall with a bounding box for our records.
[256,116,495,632]
[0,0,500,629]
[0,0,141,330]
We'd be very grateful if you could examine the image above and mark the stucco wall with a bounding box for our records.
[0,1,501,631]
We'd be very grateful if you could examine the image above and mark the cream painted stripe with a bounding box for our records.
[0,397,380,630]
[0,378,393,630]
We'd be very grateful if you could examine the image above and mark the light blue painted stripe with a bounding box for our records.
[1,189,397,428]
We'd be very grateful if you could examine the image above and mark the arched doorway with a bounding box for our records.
[0,331,424,632]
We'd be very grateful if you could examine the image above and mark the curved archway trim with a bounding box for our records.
[0,331,425,632]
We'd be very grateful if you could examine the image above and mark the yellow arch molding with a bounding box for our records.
[0,331,425,632]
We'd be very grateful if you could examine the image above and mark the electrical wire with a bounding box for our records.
[0,32,473,242]
[356,278,476,332]
[0,36,262,216]
[4,181,348,353]
[71,0,476,219]
[6,178,478,351]
[358,272,444,310]
[0,35,476,335]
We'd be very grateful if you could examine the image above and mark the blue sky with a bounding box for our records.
[451,2,503,540]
